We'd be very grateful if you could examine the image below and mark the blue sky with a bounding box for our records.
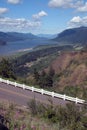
[0,0,87,34]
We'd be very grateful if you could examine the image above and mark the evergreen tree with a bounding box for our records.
[41,70,46,77]
[33,67,55,88]
[46,66,55,87]
[46,74,53,87]
[33,68,40,84]
[0,58,16,79]
[48,66,55,78]
[40,68,55,88]
[39,70,47,88]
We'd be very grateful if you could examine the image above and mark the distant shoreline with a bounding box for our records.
[17,47,33,52]
[0,48,33,57]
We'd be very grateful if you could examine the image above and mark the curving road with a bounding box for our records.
[0,82,78,107]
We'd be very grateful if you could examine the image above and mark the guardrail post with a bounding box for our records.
[41,89,44,95]
[52,92,54,97]
[15,82,17,87]
[63,94,66,100]
[23,84,25,90]
[0,78,2,82]
[0,77,86,105]
[75,97,78,104]
[32,86,34,92]
[7,80,9,85]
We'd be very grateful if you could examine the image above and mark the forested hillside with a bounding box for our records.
[0,44,87,99]
[53,26,87,45]
[12,45,73,76]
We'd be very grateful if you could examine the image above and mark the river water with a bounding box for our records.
[0,39,57,56]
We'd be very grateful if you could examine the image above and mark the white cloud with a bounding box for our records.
[0,10,47,32]
[0,8,8,15]
[77,2,87,12]
[32,11,47,20]
[0,17,41,32]
[48,0,87,12]
[48,0,72,8]
[70,16,82,22]
[68,16,87,28]
[7,0,22,4]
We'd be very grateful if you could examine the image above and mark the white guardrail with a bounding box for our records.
[0,78,86,105]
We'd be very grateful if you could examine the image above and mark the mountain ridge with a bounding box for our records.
[0,32,39,42]
[53,26,87,45]
[1,26,87,46]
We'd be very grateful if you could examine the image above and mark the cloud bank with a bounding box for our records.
[32,11,48,20]
[68,16,87,28]
[0,17,41,32]
[48,0,87,12]
[7,0,22,4]
[0,8,8,15]
[0,10,48,32]
[77,2,87,12]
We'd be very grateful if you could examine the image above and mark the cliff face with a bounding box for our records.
[48,51,87,88]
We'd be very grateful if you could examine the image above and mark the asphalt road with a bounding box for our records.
[0,82,75,107]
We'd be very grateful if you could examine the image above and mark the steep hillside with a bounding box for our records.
[1,47,87,99]
[12,45,73,76]
[54,26,87,45]
[11,45,87,89]
[48,50,87,90]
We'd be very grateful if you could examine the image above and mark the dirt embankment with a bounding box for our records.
[48,51,87,89]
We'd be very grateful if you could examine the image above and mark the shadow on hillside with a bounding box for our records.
[0,115,8,130]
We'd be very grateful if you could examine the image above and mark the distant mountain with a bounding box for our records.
[7,32,38,40]
[53,26,87,45]
[37,34,57,39]
[0,32,38,42]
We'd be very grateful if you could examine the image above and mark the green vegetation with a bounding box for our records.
[33,67,55,88]
[0,99,87,130]
[0,48,87,100]
[27,99,87,130]
[1,27,87,130]
[0,44,87,130]
[0,58,16,80]
[11,45,73,76]
[62,86,87,100]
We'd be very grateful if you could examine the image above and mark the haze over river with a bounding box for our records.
[0,39,57,56]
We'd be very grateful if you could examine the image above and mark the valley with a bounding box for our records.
[0,26,87,55]
[0,27,87,100]
[0,0,87,129]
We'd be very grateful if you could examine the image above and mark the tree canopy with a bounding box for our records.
[0,58,16,80]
